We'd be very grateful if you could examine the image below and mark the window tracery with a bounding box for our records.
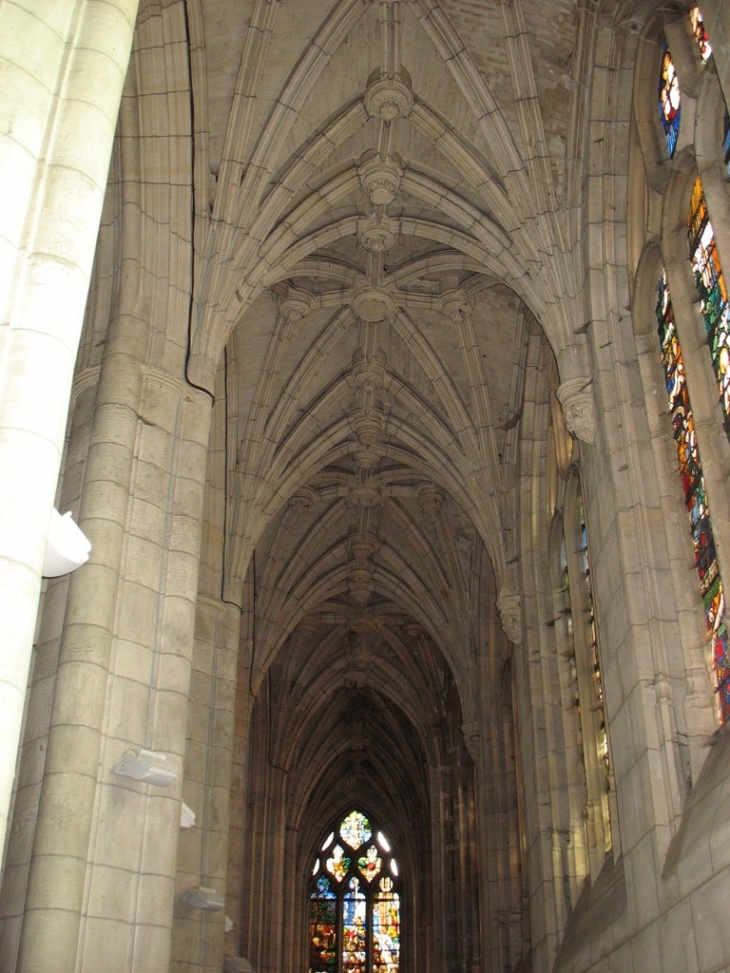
[309,810,401,973]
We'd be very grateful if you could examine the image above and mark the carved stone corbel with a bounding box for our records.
[556,377,595,445]
[497,588,522,645]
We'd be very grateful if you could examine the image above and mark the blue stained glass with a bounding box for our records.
[659,45,681,157]
[340,811,372,850]
[308,811,401,973]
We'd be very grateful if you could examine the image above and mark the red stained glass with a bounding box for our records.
[308,812,401,973]
[656,271,730,721]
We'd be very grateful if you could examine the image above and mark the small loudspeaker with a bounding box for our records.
[182,887,225,911]
[112,748,178,787]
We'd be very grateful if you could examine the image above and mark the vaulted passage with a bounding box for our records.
[2,4,730,973]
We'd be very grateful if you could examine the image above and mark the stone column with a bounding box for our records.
[16,354,212,973]
[0,0,138,861]
[172,597,241,973]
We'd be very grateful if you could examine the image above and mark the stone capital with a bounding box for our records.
[497,588,522,644]
[556,377,595,445]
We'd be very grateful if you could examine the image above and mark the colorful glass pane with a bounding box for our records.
[373,881,400,973]
[688,178,730,439]
[357,845,383,883]
[656,271,730,721]
[342,879,367,973]
[326,845,351,882]
[310,896,338,973]
[659,45,681,157]
[340,811,371,850]
[691,7,712,61]
[309,811,400,973]
[315,875,336,898]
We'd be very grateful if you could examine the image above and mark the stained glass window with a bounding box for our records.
[687,178,730,439]
[723,109,730,178]
[656,271,730,721]
[309,810,401,973]
[659,45,681,157]
[691,6,712,62]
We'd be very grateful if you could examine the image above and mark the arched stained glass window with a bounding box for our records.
[656,270,730,721]
[687,178,730,438]
[309,810,401,973]
[659,45,681,157]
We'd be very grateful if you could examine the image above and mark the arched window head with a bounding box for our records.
[659,44,681,157]
[309,810,401,973]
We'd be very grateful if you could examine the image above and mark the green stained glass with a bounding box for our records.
[688,178,730,440]
[656,270,730,721]
[340,811,372,850]
[326,845,351,882]
[309,811,400,973]
[310,896,337,973]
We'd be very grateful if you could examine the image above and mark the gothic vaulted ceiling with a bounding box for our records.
[177,0,591,817]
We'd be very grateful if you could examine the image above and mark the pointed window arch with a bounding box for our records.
[309,810,401,973]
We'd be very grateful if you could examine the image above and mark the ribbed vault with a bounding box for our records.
[192,0,593,969]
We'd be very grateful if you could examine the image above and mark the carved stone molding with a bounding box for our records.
[289,487,318,510]
[358,157,403,206]
[556,377,595,445]
[417,482,444,517]
[497,588,522,644]
[349,532,378,561]
[348,484,382,508]
[364,75,414,121]
[358,214,398,252]
[461,721,481,763]
[352,350,388,392]
[352,407,386,447]
[351,286,397,323]
[440,288,472,325]
[279,287,313,323]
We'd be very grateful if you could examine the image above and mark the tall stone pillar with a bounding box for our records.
[172,597,241,973]
[15,341,212,972]
[0,0,138,861]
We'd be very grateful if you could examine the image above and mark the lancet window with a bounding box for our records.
[658,44,681,157]
[687,178,730,440]
[309,810,401,973]
[655,272,730,721]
